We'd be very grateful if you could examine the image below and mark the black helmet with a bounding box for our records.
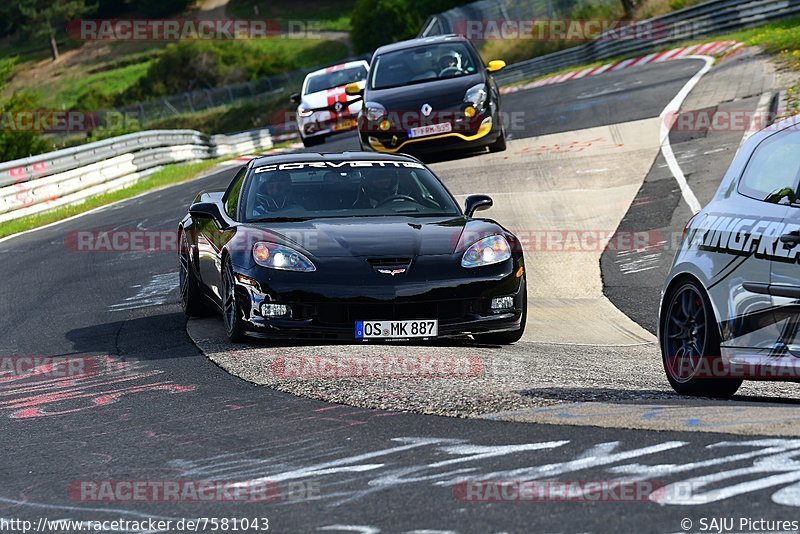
[364,167,398,197]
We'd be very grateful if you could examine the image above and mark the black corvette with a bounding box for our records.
[178,152,526,343]
[346,34,507,155]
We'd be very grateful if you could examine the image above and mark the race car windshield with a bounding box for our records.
[241,162,461,221]
[304,66,368,94]
[370,42,479,90]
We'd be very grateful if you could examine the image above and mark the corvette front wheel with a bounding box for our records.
[222,257,247,343]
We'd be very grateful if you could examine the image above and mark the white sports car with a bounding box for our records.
[659,115,800,397]
[290,60,369,148]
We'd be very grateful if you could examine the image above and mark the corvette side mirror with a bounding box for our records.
[290,93,301,104]
[464,195,493,218]
[189,202,229,230]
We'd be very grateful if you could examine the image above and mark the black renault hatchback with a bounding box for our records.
[347,34,507,156]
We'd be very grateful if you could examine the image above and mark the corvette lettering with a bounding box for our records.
[687,213,800,262]
[254,160,425,173]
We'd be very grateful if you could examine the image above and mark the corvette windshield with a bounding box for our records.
[304,66,368,94]
[370,42,479,90]
[241,161,461,221]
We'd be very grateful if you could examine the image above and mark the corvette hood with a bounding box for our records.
[248,216,493,258]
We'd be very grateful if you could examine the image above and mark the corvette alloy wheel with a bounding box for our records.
[222,258,246,342]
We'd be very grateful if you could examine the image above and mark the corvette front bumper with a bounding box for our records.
[232,257,525,340]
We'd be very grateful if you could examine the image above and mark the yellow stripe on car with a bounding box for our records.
[369,117,493,153]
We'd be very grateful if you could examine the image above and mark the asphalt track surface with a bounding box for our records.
[3,59,798,533]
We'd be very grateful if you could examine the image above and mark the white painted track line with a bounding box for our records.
[658,55,713,215]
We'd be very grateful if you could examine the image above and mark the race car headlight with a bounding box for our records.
[464,84,488,110]
[253,242,316,272]
[365,102,387,122]
[461,235,511,268]
[297,104,314,118]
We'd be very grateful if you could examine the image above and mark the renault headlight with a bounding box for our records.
[365,102,387,122]
[461,235,511,268]
[464,84,488,111]
[253,242,315,272]
[297,104,314,118]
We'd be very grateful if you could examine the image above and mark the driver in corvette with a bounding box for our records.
[353,168,401,208]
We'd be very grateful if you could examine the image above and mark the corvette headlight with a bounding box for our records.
[297,104,314,118]
[253,242,315,272]
[464,84,488,111]
[461,235,511,268]
[365,102,387,122]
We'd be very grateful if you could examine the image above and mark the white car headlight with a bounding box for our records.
[253,242,315,272]
[464,84,488,110]
[461,235,511,268]
[297,104,314,118]
[365,102,387,122]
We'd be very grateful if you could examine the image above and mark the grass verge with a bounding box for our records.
[0,158,228,239]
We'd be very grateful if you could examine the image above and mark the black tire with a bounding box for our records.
[488,123,507,153]
[221,257,247,343]
[660,279,742,397]
[179,231,212,317]
[473,277,527,344]
[301,135,324,148]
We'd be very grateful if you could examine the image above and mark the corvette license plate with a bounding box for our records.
[355,320,438,339]
[407,123,451,138]
[333,119,357,131]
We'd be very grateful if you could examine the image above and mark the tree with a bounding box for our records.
[18,0,96,61]
[0,58,52,162]
[350,0,486,54]
[620,0,638,18]
[350,0,417,54]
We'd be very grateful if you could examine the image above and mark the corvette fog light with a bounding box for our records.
[491,296,514,311]
[464,105,476,118]
[379,119,391,131]
[262,303,289,317]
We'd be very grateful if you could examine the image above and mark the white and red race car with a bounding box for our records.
[290,60,369,147]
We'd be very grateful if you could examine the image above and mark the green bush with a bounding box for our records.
[0,90,52,161]
[350,0,473,53]
[350,0,417,53]
[117,39,347,104]
[134,0,193,17]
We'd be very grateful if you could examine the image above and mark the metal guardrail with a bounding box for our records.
[0,127,275,223]
[421,0,800,85]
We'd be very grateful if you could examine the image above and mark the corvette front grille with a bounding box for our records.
[366,257,412,268]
